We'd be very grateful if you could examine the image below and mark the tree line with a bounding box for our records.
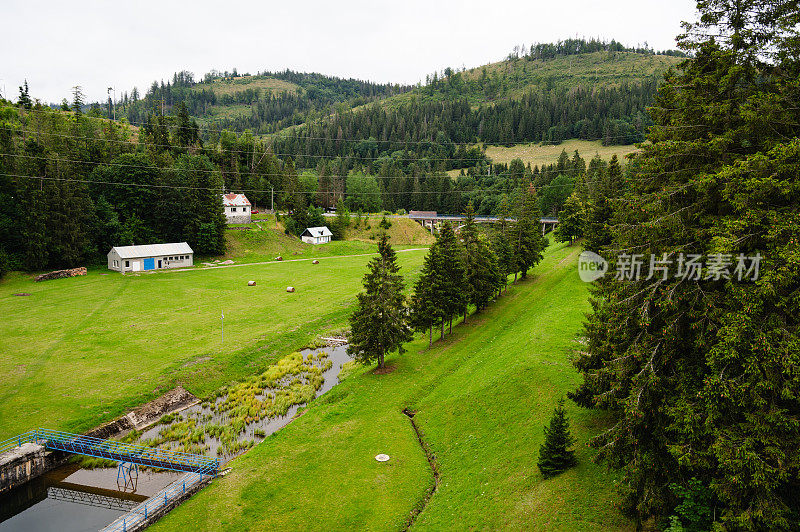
[347,188,547,367]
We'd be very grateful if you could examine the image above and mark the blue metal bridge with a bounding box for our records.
[1,428,218,475]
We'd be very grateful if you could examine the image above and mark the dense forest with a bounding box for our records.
[568,2,800,530]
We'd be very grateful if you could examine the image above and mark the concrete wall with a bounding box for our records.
[0,443,65,495]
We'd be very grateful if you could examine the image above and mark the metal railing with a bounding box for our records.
[100,471,210,532]
[1,428,218,532]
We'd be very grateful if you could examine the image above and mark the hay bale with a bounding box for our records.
[248,281,256,286]
[312,260,319,265]
[286,286,295,293]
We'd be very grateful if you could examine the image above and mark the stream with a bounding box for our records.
[0,344,352,531]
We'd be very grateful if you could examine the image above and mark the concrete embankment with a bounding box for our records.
[0,443,65,495]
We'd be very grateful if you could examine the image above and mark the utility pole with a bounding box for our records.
[271,187,274,212]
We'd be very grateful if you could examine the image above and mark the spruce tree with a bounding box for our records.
[434,221,467,335]
[512,185,547,280]
[537,398,577,479]
[347,233,412,368]
[409,244,444,347]
[571,1,800,527]
[492,195,515,293]
[461,202,501,314]
[553,193,585,245]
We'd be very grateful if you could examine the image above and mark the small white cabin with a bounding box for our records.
[108,242,194,273]
[301,226,333,245]
[222,193,251,224]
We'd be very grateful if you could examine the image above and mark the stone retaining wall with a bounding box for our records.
[0,443,65,495]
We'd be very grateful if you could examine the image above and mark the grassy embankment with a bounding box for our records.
[153,241,632,531]
[0,234,428,440]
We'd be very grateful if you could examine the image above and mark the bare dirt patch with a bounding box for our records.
[373,365,397,375]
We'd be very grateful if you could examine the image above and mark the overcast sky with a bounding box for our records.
[4,0,698,104]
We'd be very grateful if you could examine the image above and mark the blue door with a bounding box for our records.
[143,258,155,270]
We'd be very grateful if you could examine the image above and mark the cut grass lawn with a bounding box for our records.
[0,243,427,440]
[152,241,632,531]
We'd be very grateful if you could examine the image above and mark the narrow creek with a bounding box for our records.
[0,344,352,531]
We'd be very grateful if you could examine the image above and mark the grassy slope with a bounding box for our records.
[0,243,427,440]
[220,216,433,264]
[153,241,631,531]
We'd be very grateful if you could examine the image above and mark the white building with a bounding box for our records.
[108,243,194,273]
[301,226,333,245]
[222,193,251,224]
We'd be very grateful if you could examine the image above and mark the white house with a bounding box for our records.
[108,242,194,273]
[301,226,333,245]
[221,193,251,224]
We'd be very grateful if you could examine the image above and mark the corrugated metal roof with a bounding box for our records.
[303,226,333,238]
[221,193,251,207]
[110,242,193,259]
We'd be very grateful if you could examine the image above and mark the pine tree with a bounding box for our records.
[434,221,467,335]
[71,86,84,115]
[511,185,547,280]
[553,193,585,245]
[492,195,515,293]
[17,80,32,110]
[537,398,577,479]
[461,203,501,314]
[409,244,444,347]
[347,233,412,368]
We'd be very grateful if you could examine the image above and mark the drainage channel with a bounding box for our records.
[401,408,440,531]
[0,344,353,531]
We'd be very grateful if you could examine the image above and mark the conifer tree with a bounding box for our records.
[553,193,585,245]
[511,185,547,280]
[17,80,32,110]
[537,398,577,478]
[492,195,515,293]
[571,1,800,526]
[435,221,467,335]
[409,244,444,347]
[347,233,412,368]
[461,202,501,315]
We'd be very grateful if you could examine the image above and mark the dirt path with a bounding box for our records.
[165,248,429,274]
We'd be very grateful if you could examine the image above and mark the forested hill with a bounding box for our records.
[107,70,413,136]
[94,39,683,155]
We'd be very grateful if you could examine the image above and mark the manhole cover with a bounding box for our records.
[375,454,390,462]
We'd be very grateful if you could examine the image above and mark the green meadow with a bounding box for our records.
[0,243,427,440]
[152,242,632,531]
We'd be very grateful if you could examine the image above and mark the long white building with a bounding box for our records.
[107,242,194,272]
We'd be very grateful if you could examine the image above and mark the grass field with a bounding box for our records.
[194,76,299,96]
[448,139,638,177]
[219,216,434,264]
[152,241,632,531]
[0,242,428,440]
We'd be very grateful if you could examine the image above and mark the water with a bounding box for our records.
[0,344,352,530]
[135,344,352,460]
[0,464,182,532]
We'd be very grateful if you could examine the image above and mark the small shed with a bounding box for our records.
[301,226,333,245]
[108,242,194,273]
[221,193,251,224]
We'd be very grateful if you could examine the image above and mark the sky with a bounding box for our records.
[3,0,698,104]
